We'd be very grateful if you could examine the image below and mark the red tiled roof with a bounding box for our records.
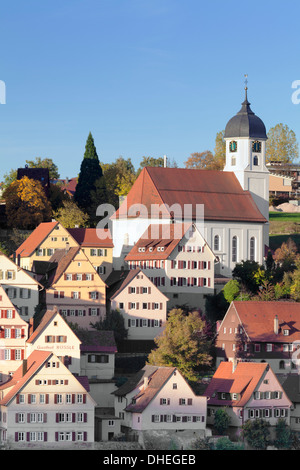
[112,167,267,223]
[232,301,300,343]
[15,221,58,257]
[67,228,113,248]
[46,246,80,286]
[125,223,193,261]
[0,350,52,405]
[204,361,269,407]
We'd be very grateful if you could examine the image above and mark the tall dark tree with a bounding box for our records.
[74,133,106,220]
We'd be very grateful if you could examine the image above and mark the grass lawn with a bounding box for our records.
[269,211,300,251]
[269,211,300,222]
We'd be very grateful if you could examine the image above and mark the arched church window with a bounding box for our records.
[214,235,220,251]
[250,237,256,261]
[232,236,237,263]
[229,141,237,152]
[231,156,236,166]
[253,155,259,166]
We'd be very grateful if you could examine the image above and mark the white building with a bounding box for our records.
[113,365,208,441]
[26,308,82,376]
[0,250,41,319]
[0,286,29,384]
[111,89,269,282]
[0,350,96,448]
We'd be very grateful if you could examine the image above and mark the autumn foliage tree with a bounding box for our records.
[3,176,52,229]
[147,308,213,382]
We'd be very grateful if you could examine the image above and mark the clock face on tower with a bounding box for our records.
[252,141,261,153]
[229,141,237,152]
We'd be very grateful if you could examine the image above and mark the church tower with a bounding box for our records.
[223,83,269,246]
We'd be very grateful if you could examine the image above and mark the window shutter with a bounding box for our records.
[15,432,19,442]
[84,413,87,422]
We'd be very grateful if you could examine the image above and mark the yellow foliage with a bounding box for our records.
[4,176,52,229]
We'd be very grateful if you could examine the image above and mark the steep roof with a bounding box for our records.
[230,301,300,343]
[26,308,81,345]
[106,269,139,299]
[125,367,176,413]
[112,167,267,223]
[67,227,113,248]
[113,365,176,413]
[204,361,269,407]
[15,221,59,257]
[0,350,52,405]
[125,223,194,261]
[46,246,81,286]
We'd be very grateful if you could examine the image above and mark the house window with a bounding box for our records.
[119,302,124,310]
[266,344,273,352]
[254,344,261,352]
[283,329,289,336]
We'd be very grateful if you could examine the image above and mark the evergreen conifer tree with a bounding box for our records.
[74,132,106,220]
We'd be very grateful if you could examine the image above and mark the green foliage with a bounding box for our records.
[25,157,60,180]
[242,418,271,450]
[54,200,89,228]
[266,123,299,164]
[214,408,230,435]
[74,133,105,215]
[205,290,229,323]
[274,418,293,449]
[232,260,264,295]
[214,437,244,450]
[190,436,213,450]
[223,279,241,303]
[90,309,128,345]
[147,308,213,382]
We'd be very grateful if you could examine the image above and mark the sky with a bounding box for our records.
[1,0,300,181]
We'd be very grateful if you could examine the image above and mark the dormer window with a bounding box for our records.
[283,329,289,336]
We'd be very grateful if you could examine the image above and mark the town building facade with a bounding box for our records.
[0,350,96,448]
[113,365,208,440]
[215,301,300,374]
[204,361,292,436]
[107,268,168,341]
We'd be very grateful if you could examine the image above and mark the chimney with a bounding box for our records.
[274,315,279,335]
[164,155,167,168]
[232,357,237,373]
[144,377,149,389]
[22,359,27,377]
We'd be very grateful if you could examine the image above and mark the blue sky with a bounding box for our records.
[1,0,300,180]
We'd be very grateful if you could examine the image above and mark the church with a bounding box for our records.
[111,86,269,293]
